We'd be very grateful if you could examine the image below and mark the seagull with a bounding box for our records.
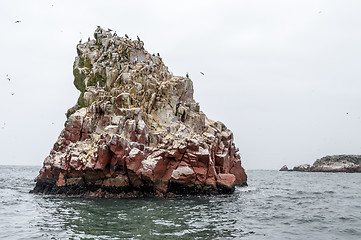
[15,20,21,23]
[125,34,129,39]
[186,72,189,78]
[200,72,205,75]
[137,35,140,41]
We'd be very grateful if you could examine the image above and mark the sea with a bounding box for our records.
[0,165,360,240]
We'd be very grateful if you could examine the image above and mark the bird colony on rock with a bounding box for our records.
[32,27,247,197]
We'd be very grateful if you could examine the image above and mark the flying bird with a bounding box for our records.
[200,72,204,75]
[15,20,21,23]
[11,93,15,96]
[6,77,10,81]
[125,34,129,39]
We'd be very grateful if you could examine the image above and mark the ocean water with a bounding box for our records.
[0,166,360,240]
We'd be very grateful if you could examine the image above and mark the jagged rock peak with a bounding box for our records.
[32,27,247,198]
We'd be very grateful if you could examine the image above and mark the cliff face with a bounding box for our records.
[32,27,247,197]
[281,155,361,173]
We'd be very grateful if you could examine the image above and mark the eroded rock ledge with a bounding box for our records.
[32,27,247,197]
[280,155,361,173]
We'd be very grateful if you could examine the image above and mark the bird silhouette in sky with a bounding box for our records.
[200,72,205,75]
[15,20,21,23]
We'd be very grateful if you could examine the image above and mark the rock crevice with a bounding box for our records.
[32,27,247,197]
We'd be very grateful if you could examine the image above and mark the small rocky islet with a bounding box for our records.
[31,27,247,198]
[280,155,361,173]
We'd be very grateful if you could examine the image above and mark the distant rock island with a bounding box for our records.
[31,27,247,197]
[280,155,361,172]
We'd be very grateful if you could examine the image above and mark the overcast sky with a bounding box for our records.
[1,0,361,170]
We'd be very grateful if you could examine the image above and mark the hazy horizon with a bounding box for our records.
[1,0,361,170]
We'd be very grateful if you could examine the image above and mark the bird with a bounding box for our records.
[88,37,90,42]
[52,122,54,125]
[11,93,15,96]
[137,35,140,41]
[113,31,117,37]
[15,20,21,23]
[200,72,205,75]
[186,72,189,78]
[6,77,10,81]
[107,28,112,32]
[157,53,160,57]
[346,112,349,115]
[125,34,129,39]
[79,39,82,44]
[318,11,322,14]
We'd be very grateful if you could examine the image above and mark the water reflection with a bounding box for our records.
[36,194,248,239]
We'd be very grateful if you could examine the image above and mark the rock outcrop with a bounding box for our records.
[32,27,247,197]
[279,165,288,171]
[283,155,361,173]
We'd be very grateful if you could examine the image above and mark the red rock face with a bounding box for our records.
[32,27,247,197]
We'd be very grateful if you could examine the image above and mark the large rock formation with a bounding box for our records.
[32,27,247,197]
[281,155,361,173]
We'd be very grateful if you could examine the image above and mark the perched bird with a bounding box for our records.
[97,25,101,28]
[125,34,129,39]
[186,72,189,78]
[79,39,82,44]
[157,53,160,57]
[15,20,21,23]
[137,35,140,41]
[113,31,117,37]
[88,37,90,42]
[200,72,205,75]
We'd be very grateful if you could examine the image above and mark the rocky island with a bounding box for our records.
[31,27,247,197]
[280,155,361,173]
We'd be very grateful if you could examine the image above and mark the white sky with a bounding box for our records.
[1,0,361,169]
